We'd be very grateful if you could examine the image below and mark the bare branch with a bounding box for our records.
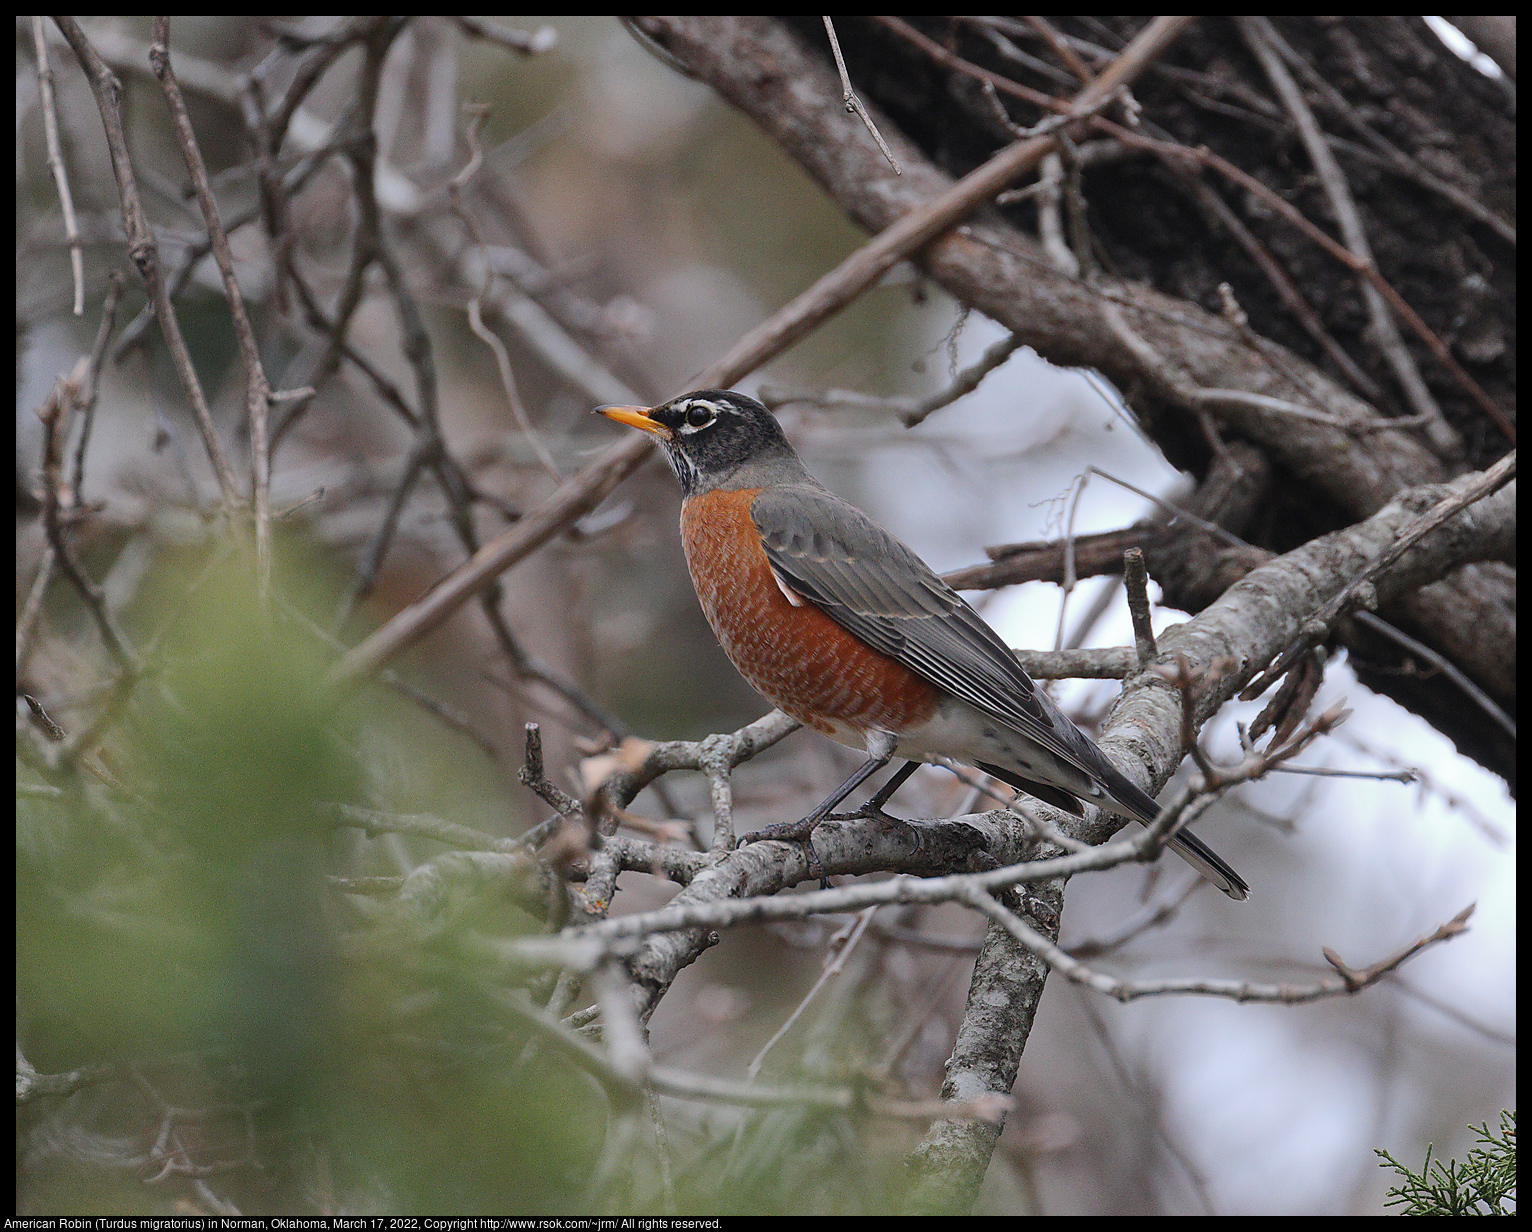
[30,16,84,316]
[968,889,1473,1003]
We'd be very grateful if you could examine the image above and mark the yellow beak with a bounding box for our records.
[597,405,671,439]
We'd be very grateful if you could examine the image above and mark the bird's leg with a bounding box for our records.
[849,759,921,820]
[741,731,899,847]
[742,750,891,846]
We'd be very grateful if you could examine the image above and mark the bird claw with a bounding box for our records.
[738,817,820,846]
[738,816,830,882]
[852,800,905,825]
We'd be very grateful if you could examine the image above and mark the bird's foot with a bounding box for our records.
[848,798,906,825]
[739,815,821,846]
[738,815,831,884]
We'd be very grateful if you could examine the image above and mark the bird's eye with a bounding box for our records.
[684,403,715,429]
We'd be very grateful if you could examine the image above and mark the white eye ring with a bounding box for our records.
[680,401,717,432]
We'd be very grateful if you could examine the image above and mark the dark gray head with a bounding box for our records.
[598,390,809,496]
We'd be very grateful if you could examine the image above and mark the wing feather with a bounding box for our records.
[751,484,1094,771]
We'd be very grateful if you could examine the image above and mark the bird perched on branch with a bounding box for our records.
[600,389,1247,899]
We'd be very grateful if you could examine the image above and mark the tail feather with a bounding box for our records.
[1165,828,1249,901]
[975,760,1248,901]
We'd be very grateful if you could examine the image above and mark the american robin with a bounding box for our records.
[599,390,1248,900]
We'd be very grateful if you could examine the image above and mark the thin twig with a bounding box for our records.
[52,16,243,512]
[968,889,1472,1003]
[330,803,524,854]
[745,906,876,1080]
[760,331,1026,427]
[334,446,428,627]
[1098,293,1419,436]
[1158,154,1385,402]
[18,273,126,677]
[276,594,506,760]
[493,980,1006,1122]
[467,298,560,480]
[517,722,583,819]
[823,17,900,175]
[1053,471,1088,650]
[451,16,558,57]
[1023,15,1095,85]
[1122,548,1157,669]
[265,16,378,155]
[450,103,562,481]
[962,17,1080,90]
[875,16,1067,112]
[15,554,56,678]
[1351,612,1514,739]
[35,373,137,675]
[1033,148,1078,276]
[113,200,263,360]
[905,332,1026,427]
[69,271,126,503]
[31,16,84,316]
[1066,875,1203,959]
[151,17,275,596]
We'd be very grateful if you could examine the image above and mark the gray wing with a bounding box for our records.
[750,483,1100,775]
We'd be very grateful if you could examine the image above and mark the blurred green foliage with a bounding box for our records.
[17,551,609,1212]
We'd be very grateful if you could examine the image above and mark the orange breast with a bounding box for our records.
[679,488,940,736]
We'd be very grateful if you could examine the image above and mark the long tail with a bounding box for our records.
[1166,828,1248,900]
[976,760,1249,901]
